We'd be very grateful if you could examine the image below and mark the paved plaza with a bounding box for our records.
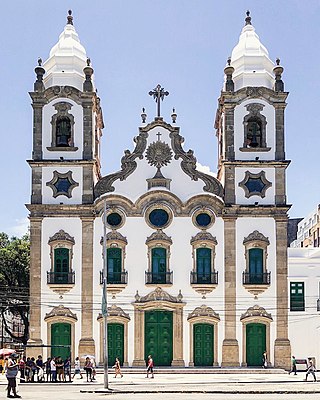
[2,370,320,399]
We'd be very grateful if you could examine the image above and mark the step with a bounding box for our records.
[96,367,287,374]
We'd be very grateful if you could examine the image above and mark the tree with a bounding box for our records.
[0,232,30,344]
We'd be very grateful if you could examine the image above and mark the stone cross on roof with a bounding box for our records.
[149,84,169,117]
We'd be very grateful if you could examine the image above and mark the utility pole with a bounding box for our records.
[102,200,109,389]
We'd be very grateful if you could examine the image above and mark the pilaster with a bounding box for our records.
[31,100,45,160]
[221,216,239,366]
[82,97,93,160]
[224,105,235,161]
[132,308,145,366]
[274,216,291,369]
[275,104,286,161]
[28,217,43,355]
[275,166,286,205]
[78,217,95,357]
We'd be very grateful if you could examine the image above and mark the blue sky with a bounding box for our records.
[1,0,319,236]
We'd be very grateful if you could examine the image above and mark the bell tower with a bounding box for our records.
[215,11,291,368]
[27,10,104,357]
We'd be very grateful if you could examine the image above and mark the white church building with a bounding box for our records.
[27,10,312,369]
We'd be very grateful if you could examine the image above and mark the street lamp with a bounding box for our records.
[102,200,109,389]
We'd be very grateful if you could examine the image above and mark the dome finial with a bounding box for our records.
[245,10,252,25]
[67,9,73,25]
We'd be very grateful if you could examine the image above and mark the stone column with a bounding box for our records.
[275,166,287,205]
[275,104,286,161]
[82,97,94,204]
[224,105,235,161]
[132,307,145,366]
[27,217,43,356]
[31,101,44,160]
[78,217,95,356]
[172,307,184,366]
[221,217,239,366]
[274,216,291,369]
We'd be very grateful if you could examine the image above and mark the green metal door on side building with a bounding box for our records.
[193,323,214,366]
[145,310,173,366]
[246,323,266,366]
[108,323,124,366]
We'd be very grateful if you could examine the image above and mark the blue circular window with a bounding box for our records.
[195,213,212,227]
[149,209,169,228]
[107,212,122,227]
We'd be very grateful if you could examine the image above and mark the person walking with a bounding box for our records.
[113,357,123,378]
[288,355,297,375]
[146,355,154,378]
[72,357,83,380]
[84,357,93,382]
[6,353,21,398]
[18,356,26,383]
[304,358,317,382]
[262,351,268,368]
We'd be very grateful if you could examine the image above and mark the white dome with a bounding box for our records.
[230,18,275,91]
[43,19,89,91]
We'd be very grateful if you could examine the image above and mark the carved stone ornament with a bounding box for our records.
[134,287,183,303]
[48,229,75,245]
[107,304,130,320]
[94,118,224,199]
[240,305,272,321]
[238,170,272,198]
[106,231,128,245]
[187,305,220,321]
[190,231,218,245]
[146,229,172,245]
[44,305,77,321]
[243,230,270,245]
[145,140,173,169]
[46,170,79,198]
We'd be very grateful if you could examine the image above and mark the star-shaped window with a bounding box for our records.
[239,171,271,198]
[46,171,79,198]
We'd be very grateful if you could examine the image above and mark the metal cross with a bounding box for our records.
[156,132,162,141]
[149,84,169,117]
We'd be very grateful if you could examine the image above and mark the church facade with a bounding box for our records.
[27,11,292,368]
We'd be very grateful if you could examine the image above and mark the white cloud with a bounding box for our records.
[7,217,29,237]
[196,162,217,177]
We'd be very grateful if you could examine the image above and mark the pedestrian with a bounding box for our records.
[91,358,96,381]
[0,356,4,375]
[25,357,31,382]
[29,357,37,382]
[84,357,92,382]
[64,357,71,382]
[55,357,64,382]
[36,355,44,382]
[304,357,317,382]
[262,351,268,368]
[18,356,26,383]
[72,357,83,379]
[50,357,57,382]
[44,358,51,382]
[112,357,123,378]
[146,355,154,378]
[6,353,21,398]
[288,355,297,375]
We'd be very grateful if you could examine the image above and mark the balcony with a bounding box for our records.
[242,272,271,285]
[190,271,218,298]
[242,271,271,298]
[99,270,128,285]
[47,271,75,295]
[145,271,173,285]
[190,271,218,285]
[47,271,75,284]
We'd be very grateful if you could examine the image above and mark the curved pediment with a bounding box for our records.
[44,305,77,321]
[240,305,272,321]
[134,287,183,303]
[187,305,220,321]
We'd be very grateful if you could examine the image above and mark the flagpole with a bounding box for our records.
[102,199,109,389]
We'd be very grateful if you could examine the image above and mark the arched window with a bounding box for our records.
[151,247,167,283]
[248,248,263,283]
[56,117,71,147]
[242,103,268,150]
[246,118,262,148]
[107,247,122,284]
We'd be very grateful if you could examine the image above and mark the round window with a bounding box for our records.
[149,209,169,228]
[107,212,122,227]
[195,213,212,228]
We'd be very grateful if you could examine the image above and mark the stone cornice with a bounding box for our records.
[48,229,75,245]
[222,160,291,168]
[26,204,95,218]
[220,86,289,106]
[222,205,291,218]
[29,85,95,106]
[27,160,97,167]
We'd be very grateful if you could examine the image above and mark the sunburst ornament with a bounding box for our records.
[146,140,173,171]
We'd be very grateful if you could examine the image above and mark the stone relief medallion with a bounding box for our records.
[146,140,173,172]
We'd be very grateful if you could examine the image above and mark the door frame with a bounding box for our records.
[241,316,271,367]
[45,314,76,361]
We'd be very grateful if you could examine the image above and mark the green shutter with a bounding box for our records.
[290,282,305,311]
[107,248,122,283]
[54,248,69,283]
[151,248,166,283]
[196,248,211,283]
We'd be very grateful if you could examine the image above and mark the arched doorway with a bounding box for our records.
[144,310,173,366]
[246,323,266,366]
[51,322,71,360]
[193,323,214,366]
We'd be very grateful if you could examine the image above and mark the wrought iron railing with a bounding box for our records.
[47,271,75,284]
[190,271,218,284]
[145,271,173,285]
[242,271,271,285]
[99,270,128,285]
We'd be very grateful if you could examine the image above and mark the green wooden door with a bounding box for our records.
[193,323,214,366]
[246,323,266,366]
[108,323,124,366]
[145,310,173,366]
[51,323,71,360]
